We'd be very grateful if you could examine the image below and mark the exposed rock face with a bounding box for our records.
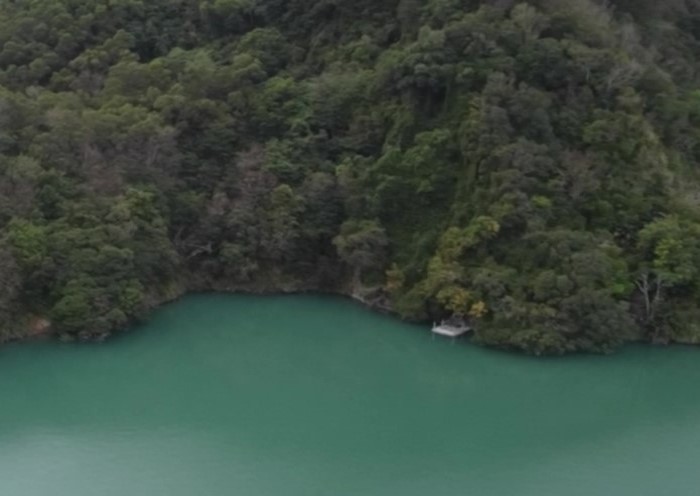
[27,317,52,338]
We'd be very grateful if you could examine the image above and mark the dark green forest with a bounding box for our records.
[1,0,700,354]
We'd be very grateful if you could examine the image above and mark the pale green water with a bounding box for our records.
[0,294,699,495]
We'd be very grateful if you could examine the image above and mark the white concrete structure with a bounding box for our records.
[431,320,471,339]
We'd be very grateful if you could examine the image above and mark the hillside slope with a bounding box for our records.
[1,0,700,354]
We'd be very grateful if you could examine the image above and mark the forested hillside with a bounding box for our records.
[1,0,700,354]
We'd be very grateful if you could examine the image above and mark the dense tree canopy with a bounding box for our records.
[1,0,700,353]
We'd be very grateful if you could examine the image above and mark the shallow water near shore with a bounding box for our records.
[0,293,698,495]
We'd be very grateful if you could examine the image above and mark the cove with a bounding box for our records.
[0,294,699,496]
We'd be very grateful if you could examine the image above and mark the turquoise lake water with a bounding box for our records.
[0,294,698,495]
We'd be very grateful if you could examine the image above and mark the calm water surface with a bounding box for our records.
[0,294,699,495]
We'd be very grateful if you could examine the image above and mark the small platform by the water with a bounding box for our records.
[431,323,471,338]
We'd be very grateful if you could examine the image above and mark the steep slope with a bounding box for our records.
[1,0,700,354]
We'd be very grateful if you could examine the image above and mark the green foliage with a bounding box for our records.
[334,220,389,285]
[637,217,700,286]
[7,220,47,271]
[0,0,700,353]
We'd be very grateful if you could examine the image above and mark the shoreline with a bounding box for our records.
[5,279,699,354]
[5,278,402,344]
